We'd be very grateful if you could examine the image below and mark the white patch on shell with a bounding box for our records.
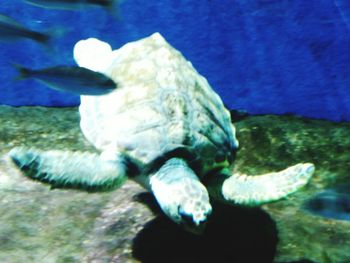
[73,38,114,72]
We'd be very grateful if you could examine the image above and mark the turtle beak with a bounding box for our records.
[178,206,209,235]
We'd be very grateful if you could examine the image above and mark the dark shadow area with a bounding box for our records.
[133,194,278,263]
[132,192,163,215]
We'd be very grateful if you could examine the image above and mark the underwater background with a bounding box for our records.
[1,0,350,121]
[1,1,350,263]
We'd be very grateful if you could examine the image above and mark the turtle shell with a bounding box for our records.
[79,33,238,176]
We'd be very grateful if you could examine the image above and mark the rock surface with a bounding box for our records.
[0,105,349,263]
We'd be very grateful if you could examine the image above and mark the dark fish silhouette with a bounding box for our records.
[24,0,117,11]
[15,64,117,95]
[303,185,350,221]
[0,14,49,44]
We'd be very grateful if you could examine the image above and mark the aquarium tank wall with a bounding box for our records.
[2,1,350,263]
[1,1,350,122]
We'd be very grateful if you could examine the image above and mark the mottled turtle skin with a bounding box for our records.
[9,33,315,233]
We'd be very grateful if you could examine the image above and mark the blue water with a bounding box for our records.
[1,1,350,122]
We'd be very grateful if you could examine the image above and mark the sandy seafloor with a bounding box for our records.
[0,105,349,263]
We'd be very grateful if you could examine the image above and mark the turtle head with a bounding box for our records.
[150,157,212,234]
[177,198,212,234]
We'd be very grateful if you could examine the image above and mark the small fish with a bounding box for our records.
[0,14,49,44]
[303,185,350,221]
[24,0,117,11]
[14,64,117,95]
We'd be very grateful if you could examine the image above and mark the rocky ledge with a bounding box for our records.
[0,106,349,263]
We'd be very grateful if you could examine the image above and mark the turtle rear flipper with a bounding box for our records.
[9,147,128,192]
[221,163,315,206]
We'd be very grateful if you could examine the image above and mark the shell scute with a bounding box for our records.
[78,33,238,170]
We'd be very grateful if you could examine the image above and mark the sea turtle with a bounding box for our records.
[9,33,315,233]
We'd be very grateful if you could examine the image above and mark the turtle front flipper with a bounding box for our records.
[219,163,315,206]
[9,147,128,192]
